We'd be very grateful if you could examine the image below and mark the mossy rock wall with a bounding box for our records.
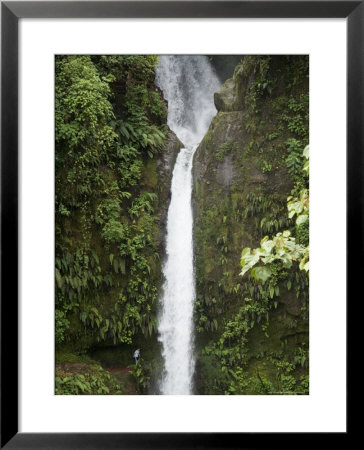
[192,56,309,394]
[55,56,183,374]
[58,128,182,354]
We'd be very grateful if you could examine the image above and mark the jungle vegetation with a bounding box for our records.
[55,55,309,395]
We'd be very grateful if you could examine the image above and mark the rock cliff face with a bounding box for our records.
[55,56,185,394]
[192,56,309,394]
[209,55,245,83]
[88,129,183,378]
[156,130,184,234]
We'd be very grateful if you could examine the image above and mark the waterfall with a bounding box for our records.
[155,56,221,394]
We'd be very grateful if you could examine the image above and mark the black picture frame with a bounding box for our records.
[1,1,356,448]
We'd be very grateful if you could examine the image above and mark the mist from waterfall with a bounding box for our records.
[155,56,220,394]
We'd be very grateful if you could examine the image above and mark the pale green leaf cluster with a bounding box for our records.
[287,145,309,226]
[303,144,309,174]
[287,188,309,226]
[240,231,307,281]
[298,245,309,272]
[240,145,310,284]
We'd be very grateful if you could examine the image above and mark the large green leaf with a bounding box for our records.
[252,266,272,283]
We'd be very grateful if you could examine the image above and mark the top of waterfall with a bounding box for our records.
[155,55,221,147]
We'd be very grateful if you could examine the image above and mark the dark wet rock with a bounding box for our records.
[214,78,238,112]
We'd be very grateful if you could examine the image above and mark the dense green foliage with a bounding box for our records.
[55,55,309,395]
[55,363,122,395]
[193,56,309,394]
[55,55,168,364]
[241,146,310,278]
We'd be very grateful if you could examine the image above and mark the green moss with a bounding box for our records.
[142,159,158,189]
[192,55,309,395]
[201,128,213,149]
[55,57,180,391]
[215,138,237,161]
[55,351,95,365]
[55,361,123,395]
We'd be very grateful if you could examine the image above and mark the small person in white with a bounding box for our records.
[134,349,140,364]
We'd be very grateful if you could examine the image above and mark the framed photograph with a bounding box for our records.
[1,1,356,447]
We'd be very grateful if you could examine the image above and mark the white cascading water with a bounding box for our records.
[155,56,220,394]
